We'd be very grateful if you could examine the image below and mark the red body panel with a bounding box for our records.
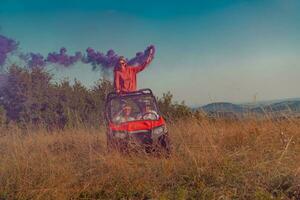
[109,117,165,132]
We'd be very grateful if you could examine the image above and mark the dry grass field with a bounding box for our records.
[0,117,300,199]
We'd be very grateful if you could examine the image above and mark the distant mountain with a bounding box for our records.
[251,100,300,113]
[201,102,247,113]
[198,100,300,116]
[241,98,300,108]
[199,102,246,118]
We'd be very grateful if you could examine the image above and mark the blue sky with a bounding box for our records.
[1,0,300,105]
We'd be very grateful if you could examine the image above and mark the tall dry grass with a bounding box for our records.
[0,117,300,199]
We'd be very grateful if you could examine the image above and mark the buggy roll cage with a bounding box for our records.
[105,88,160,123]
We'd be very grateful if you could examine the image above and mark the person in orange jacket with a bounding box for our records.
[114,48,154,93]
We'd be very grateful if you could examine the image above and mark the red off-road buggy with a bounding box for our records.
[105,89,170,155]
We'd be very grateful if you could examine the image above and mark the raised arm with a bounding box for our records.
[133,50,154,73]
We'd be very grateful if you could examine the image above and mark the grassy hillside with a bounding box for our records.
[0,117,300,199]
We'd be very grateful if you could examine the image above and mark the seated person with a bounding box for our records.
[137,100,159,120]
[113,104,135,123]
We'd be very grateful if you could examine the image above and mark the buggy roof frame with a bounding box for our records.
[106,88,154,101]
[105,88,160,123]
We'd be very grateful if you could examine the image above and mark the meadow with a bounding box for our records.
[0,116,299,200]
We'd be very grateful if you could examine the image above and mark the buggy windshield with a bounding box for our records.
[108,94,159,124]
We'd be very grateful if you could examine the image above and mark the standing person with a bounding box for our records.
[114,48,154,93]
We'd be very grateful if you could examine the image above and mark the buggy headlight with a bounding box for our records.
[153,126,164,136]
[114,132,127,139]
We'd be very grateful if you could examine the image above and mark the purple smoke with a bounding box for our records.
[46,48,82,67]
[84,45,155,70]
[0,34,156,71]
[21,48,83,69]
[127,45,155,66]
[0,35,19,66]
[84,48,120,70]
[29,53,46,68]
[0,74,8,88]
[20,53,46,69]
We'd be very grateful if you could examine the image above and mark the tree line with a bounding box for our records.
[0,65,195,130]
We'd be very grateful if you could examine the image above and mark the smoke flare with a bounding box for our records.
[127,45,155,66]
[46,48,83,67]
[0,34,155,71]
[0,35,19,66]
[84,48,119,70]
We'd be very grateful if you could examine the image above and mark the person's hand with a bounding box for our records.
[146,57,151,64]
[146,53,153,63]
[149,48,154,56]
[116,89,120,93]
